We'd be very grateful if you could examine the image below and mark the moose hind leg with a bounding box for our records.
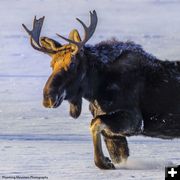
[102,133,129,164]
[90,118,115,169]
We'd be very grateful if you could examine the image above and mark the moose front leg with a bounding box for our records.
[90,109,143,169]
[102,133,129,164]
[90,118,115,169]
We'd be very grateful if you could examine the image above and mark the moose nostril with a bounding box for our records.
[44,94,49,99]
[43,92,52,100]
[43,98,52,108]
[49,98,53,107]
[43,100,49,107]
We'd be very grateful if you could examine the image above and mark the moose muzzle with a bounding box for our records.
[43,88,66,108]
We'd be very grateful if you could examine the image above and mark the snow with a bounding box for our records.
[0,0,180,179]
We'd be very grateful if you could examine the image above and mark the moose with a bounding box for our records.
[23,10,180,169]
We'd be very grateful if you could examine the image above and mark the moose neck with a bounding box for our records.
[80,46,104,102]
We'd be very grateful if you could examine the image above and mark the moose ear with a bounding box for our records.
[68,29,82,43]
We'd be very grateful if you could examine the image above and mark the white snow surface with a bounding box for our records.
[0,0,180,179]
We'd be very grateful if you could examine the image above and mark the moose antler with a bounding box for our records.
[56,10,98,54]
[23,11,98,55]
[22,16,55,54]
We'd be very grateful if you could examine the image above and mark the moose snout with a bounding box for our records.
[43,95,55,108]
[43,89,66,108]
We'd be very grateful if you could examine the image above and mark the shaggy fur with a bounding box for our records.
[84,39,157,66]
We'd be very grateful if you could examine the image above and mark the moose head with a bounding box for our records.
[23,11,97,118]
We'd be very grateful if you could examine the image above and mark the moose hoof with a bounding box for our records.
[95,156,115,170]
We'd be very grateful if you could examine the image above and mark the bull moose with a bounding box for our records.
[22,10,180,169]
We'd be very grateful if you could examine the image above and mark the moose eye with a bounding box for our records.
[69,62,76,70]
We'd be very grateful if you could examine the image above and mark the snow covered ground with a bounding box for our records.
[0,0,180,179]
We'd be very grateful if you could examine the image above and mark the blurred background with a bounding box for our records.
[0,0,180,179]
